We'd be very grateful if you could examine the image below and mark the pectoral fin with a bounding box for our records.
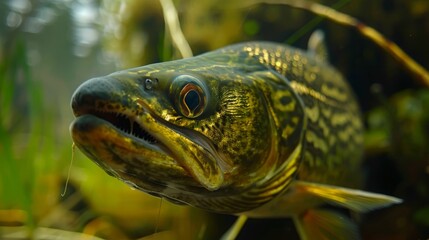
[293,209,359,240]
[294,181,402,212]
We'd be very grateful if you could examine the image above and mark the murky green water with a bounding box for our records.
[1,0,428,239]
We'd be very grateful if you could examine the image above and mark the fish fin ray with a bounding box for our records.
[220,215,248,240]
[295,181,402,212]
[308,30,329,61]
[293,209,360,240]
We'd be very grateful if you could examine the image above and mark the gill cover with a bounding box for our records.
[148,74,223,190]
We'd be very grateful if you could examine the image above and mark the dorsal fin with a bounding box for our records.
[308,30,329,61]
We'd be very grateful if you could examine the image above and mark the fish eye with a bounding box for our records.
[171,75,207,118]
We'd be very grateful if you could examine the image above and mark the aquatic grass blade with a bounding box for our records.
[0,39,39,235]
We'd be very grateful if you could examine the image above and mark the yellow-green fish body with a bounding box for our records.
[70,31,400,239]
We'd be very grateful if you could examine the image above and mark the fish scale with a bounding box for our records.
[230,41,363,187]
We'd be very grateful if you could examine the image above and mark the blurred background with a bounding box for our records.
[1,0,428,239]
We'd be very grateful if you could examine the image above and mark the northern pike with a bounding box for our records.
[70,31,401,239]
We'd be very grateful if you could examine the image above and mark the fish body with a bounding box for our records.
[70,32,400,239]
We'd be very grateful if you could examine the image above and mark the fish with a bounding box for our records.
[70,31,401,239]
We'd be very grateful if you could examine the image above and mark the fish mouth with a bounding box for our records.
[70,99,194,194]
[73,107,159,146]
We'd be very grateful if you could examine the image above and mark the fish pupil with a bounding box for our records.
[184,89,200,112]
